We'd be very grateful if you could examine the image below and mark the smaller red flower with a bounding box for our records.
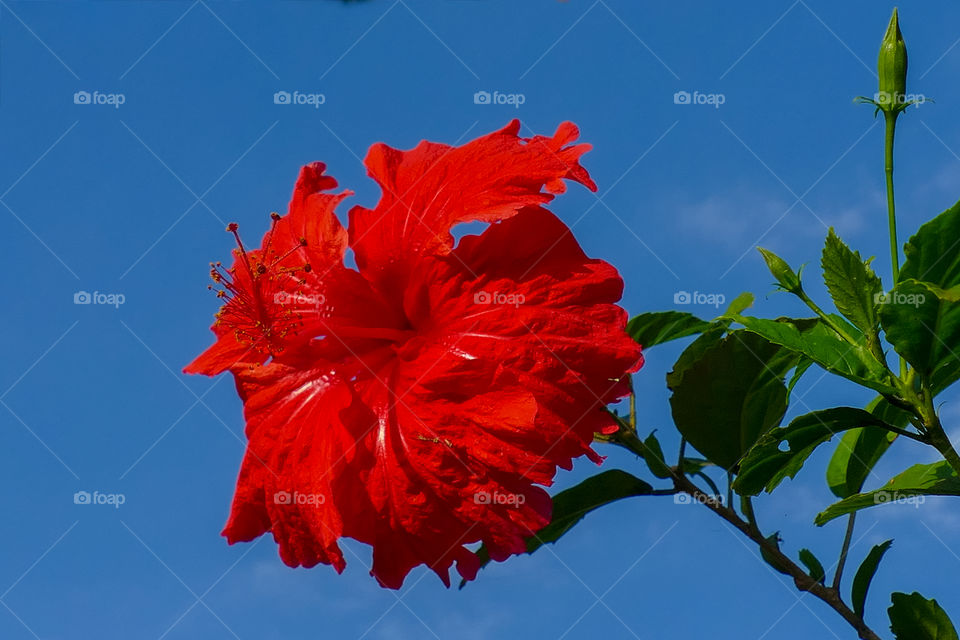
[186,121,643,589]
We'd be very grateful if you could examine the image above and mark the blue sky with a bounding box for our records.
[2,1,960,638]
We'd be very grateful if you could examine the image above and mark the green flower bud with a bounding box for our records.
[877,8,907,111]
[757,247,803,295]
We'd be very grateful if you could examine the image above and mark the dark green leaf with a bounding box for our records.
[760,532,792,576]
[527,470,655,553]
[896,200,960,394]
[735,408,895,496]
[879,279,960,395]
[463,470,655,586]
[731,315,897,395]
[642,432,673,479]
[889,591,959,640]
[821,228,883,338]
[852,540,893,618]
[817,461,960,525]
[827,396,911,498]
[668,331,797,471]
[799,548,826,584]
[626,311,712,349]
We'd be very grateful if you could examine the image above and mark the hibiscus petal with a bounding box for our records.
[348,120,597,302]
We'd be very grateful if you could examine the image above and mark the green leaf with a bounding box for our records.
[889,592,959,640]
[896,200,960,394]
[626,311,712,349]
[527,470,655,552]
[463,470,655,586]
[799,548,826,584]
[668,330,797,471]
[826,396,910,498]
[642,432,673,479]
[724,291,755,316]
[821,228,883,338]
[760,532,792,576]
[816,461,960,525]
[731,315,897,395]
[852,540,893,618]
[735,408,895,496]
[879,279,960,394]
[758,247,803,294]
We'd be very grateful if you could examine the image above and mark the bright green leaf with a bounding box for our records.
[817,461,960,525]
[821,228,883,338]
[626,311,712,349]
[731,315,897,395]
[826,396,910,498]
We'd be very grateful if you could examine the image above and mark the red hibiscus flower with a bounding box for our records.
[185,120,643,589]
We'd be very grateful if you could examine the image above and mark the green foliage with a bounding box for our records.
[730,315,897,395]
[799,548,826,584]
[852,540,893,618]
[817,461,960,525]
[826,396,910,499]
[821,228,883,340]
[889,592,959,640]
[626,311,711,349]
[668,331,797,471]
[735,407,896,496]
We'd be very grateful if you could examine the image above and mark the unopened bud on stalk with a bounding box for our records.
[877,8,908,111]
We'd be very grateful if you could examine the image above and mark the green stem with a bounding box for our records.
[884,110,909,383]
[833,513,857,591]
[884,111,900,284]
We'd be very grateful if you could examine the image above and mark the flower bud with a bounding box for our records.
[877,8,907,111]
[757,247,802,295]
